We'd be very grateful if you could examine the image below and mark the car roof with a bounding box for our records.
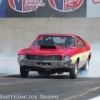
[39,33,77,37]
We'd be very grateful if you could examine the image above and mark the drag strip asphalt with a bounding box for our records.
[0,73,100,100]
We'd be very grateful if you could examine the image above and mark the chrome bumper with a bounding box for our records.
[18,58,71,69]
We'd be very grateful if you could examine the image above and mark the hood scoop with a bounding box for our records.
[40,45,56,49]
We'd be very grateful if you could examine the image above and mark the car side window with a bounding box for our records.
[80,39,85,47]
[76,37,85,48]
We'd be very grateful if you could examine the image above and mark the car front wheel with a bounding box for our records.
[20,66,29,78]
[70,61,78,79]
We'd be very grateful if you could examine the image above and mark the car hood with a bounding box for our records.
[24,46,76,56]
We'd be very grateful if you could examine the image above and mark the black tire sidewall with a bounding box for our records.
[70,61,78,79]
[20,66,29,78]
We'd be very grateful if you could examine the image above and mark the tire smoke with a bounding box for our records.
[0,57,20,74]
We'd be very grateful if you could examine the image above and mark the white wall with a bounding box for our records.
[0,18,100,56]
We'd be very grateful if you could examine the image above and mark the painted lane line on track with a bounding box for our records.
[63,86,100,100]
[89,95,100,100]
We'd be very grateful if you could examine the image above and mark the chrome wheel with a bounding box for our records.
[75,63,78,74]
[82,60,89,71]
[86,61,89,71]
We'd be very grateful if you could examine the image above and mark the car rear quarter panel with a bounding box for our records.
[70,37,91,65]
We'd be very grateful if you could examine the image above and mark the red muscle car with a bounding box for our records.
[17,34,92,79]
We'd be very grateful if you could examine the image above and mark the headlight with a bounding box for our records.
[19,55,25,60]
[64,56,70,62]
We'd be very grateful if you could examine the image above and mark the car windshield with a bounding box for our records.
[33,35,76,47]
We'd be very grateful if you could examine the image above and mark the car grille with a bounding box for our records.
[26,55,62,61]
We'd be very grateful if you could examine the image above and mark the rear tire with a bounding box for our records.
[20,66,29,78]
[82,60,89,71]
[70,61,78,79]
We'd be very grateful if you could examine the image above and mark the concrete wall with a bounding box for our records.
[0,18,100,56]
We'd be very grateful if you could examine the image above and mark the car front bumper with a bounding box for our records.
[18,58,72,69]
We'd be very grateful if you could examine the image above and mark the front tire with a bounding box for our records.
[20,66,29,78]
[70,61,78,79]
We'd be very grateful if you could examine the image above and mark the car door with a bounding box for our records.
[76,37,86,68]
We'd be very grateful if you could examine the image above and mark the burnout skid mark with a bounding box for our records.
[48,0,84,12]
[8,0,46,13]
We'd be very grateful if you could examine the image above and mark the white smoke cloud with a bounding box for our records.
[0,57,20,74]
